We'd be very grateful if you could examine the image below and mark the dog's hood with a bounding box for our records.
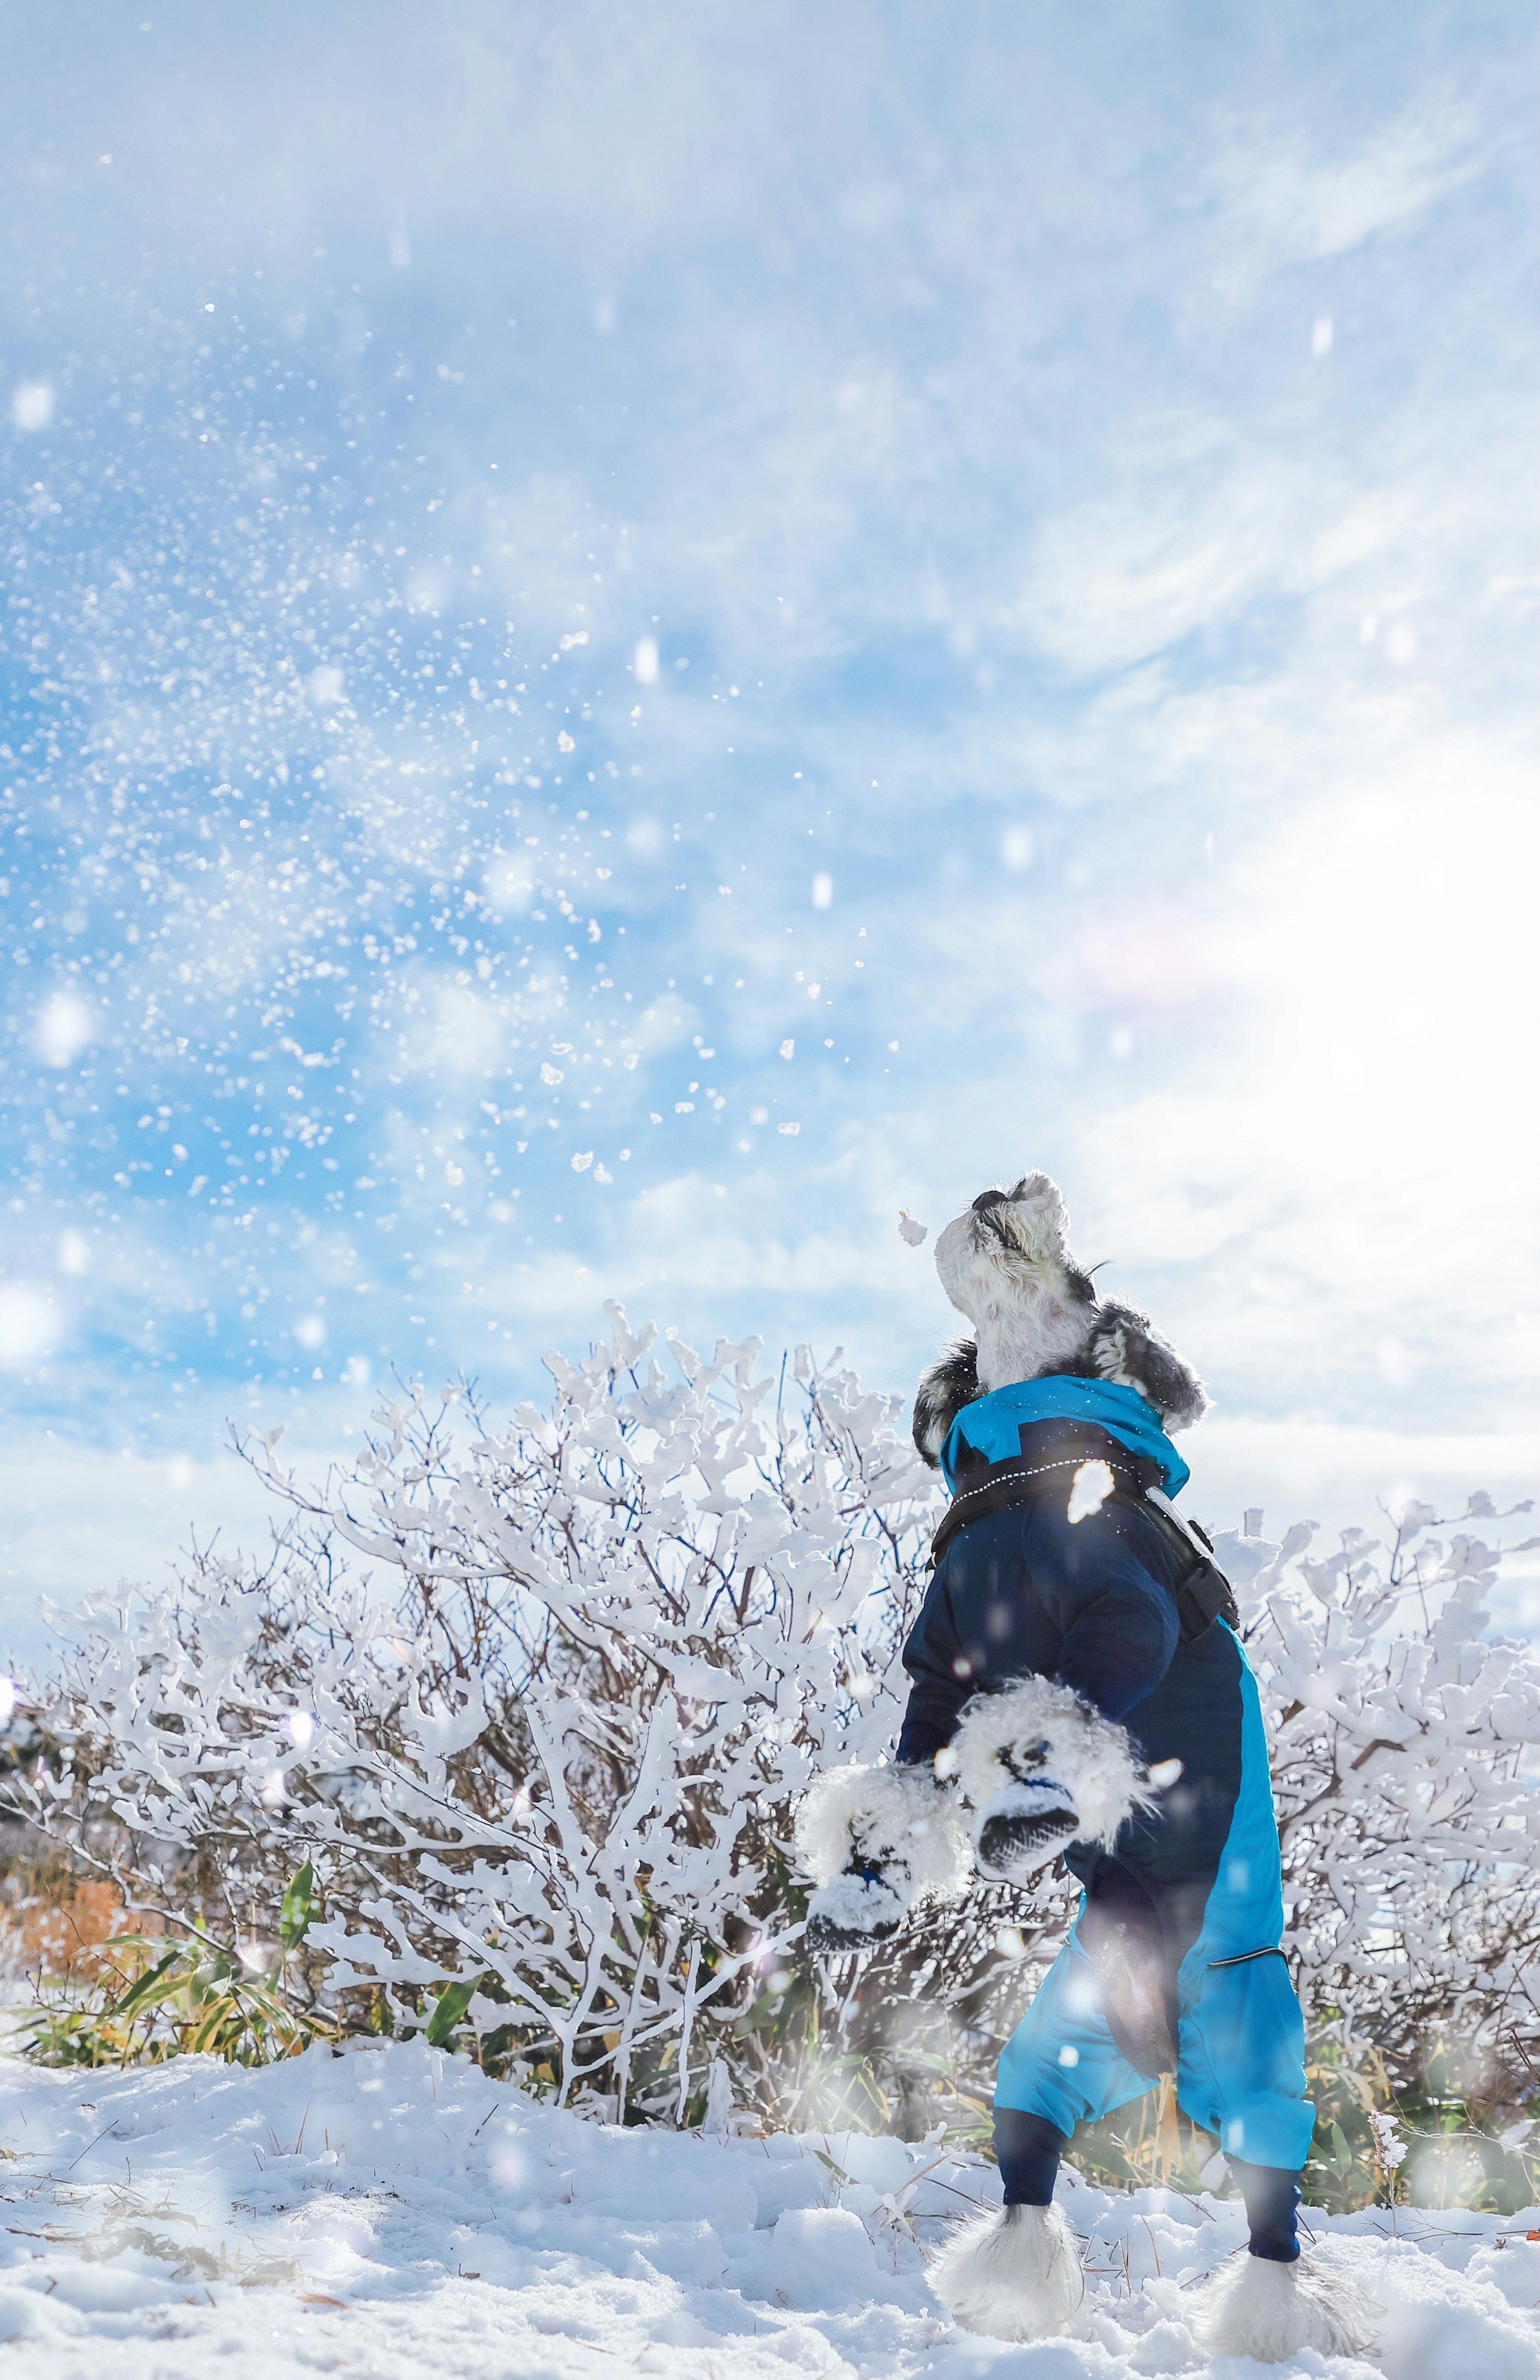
[939,1375,1191,1499]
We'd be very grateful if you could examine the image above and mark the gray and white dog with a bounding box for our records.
[797,1175,1378,2363]
[911,1170,1208,1467]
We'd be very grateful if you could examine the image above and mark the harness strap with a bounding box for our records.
[928,1442,1240,1643]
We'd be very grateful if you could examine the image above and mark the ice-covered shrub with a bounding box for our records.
[10,1303,1540,2130]
[14,1306,937,2119]
[1216,1500,1540,2095]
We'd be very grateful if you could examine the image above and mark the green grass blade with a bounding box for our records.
[105,1947,183,2019]
[425,1976,480,2049]
[279,1861,315,1950]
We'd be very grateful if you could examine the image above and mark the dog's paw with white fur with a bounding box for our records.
[795,1761,970,1953]
[803,1863,911,1953]
[929,2203,1084,2341]
[1201,2249,1380,2364]
[952,1674,1154,1866]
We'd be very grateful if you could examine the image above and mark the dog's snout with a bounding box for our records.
[972,1188,1009,1215]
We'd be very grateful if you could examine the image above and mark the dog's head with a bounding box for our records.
[913,1169,1209,1466]
[933,1171,1098,1342]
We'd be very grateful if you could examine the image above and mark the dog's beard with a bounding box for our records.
[934,1206,1090,1394]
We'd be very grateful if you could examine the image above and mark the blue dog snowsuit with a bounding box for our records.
[896,1378,1314,2260]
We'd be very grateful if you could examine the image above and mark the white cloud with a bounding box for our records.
[484,855,535,914]
[397,979,514,1079]
[0,1431,318,1662]
[1188,1412,1540,1629]
[1212,111,1486,280]
[1004,436,1297,674]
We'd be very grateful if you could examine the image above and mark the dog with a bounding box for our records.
[796,1171,1359,2362]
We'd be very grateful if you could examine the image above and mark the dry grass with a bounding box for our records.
[0,1852,161,1984]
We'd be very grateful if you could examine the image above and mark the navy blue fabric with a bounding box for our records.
[993,2107,1070,2207]
[900,1419,1253,1958]
[1229,2160,1302,2262]
[1075,1855,1177,2074]
[940,1376,1191,1498]
[1068,1615,1245,1945]
[898,1447,1186,1743]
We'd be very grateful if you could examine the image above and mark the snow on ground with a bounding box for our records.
[0,2041,1536,2380]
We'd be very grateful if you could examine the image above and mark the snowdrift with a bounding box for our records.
[0,2037,1536,2379]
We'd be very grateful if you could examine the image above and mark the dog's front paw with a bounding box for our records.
[975,1779,1079,1882]
[804,1861,909,1952]
[794,1761,971,1953]
[952,1676,1153,1858]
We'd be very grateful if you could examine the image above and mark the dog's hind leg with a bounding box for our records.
[929,2202,1084,2342]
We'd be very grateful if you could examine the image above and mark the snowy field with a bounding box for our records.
[0,2041,1535,2380]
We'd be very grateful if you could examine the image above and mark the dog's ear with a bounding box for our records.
[913,1339,982,1467]
[1087,1303,1209,1432]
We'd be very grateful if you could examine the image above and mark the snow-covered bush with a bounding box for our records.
[15,1306,938,2119]
[12,1303,1540,2129]
[1217,1501,1540,2095]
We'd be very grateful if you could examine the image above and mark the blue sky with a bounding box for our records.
[1,4,1536,1651]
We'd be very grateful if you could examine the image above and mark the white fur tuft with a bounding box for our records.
[952,1675,1153,1852]
[1090,1319,1137,1389]
[1088,1309,1209,1432]
[1201,2250,1380,2364]
[794,1761,971,1901]
[929,2202,1084,2341]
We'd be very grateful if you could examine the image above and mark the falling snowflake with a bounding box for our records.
[1066,1459,1114,1525]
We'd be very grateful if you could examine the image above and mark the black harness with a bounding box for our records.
[929,1435,1240,1645]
